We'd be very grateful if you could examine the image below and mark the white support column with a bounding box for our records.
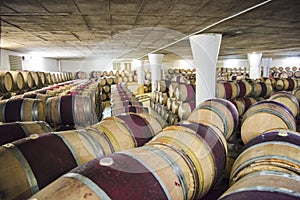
[57,59,62,72]
[261,58,272,77]
[148,54,164,92]
[189,34,222,106]
[247,52,262,79]
[134,60,145,94]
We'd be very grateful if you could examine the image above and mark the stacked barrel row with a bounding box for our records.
[257,77,300,92]
[216,67,247,81]
[0,79,90,147]
[110,83,148,116]
[217,77,300,117]
[219,95,300,199]
[77,69,153,93]
[0,70,73,100]
[0,112,163,200]
[30,98,238,200]
[151,79,196,125]
[96,76,120,102]
[0,79,103,131]
[165,68,196,85]
[270,66,300,79]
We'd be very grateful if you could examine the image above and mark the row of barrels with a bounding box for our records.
[270,66,300,78]
[0,80,80,123]
[0,71,73,95]
[110,83,148,116]
[0,79,102,129]
[30,98,235,199]
[257,77,300,91]
[0,112,163,200]
[151,80,196,125]
[216,77,300,100]
[78,69,152,81]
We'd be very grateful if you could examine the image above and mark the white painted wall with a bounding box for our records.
[60,59,113,73]
[0,49,58,71]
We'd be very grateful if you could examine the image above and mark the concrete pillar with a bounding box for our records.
[134,60,145,94]
[247,52,262,79]
[148,54,163,92]
[261,58,272,77]
[57,60,62,72]
[189,34,222,106]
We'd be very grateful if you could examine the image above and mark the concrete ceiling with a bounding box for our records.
[1,0,300,61]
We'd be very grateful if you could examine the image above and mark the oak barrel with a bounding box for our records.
[174,83,195,101]
[0,71,14,92]
[269,92,299,117]
[241,100,296,144]
[0,98,46,122]
[188,98,239,139]
[0,121,53,145]
[46,95,94,126]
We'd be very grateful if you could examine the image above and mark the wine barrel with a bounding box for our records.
[230,133,300,184]
[0,71,14,92]
[106,77,114,85]
[0,121,53,145]
[0,98,46,122]
[0,133,78,200]
[216,81,240,99]
[171,99,180,114]
[19,71,34,89]
[168,81,179,98]
[10,71,25,91]
[90,71,102,78]
[157,80,171,93]
[166,97,174,111]
[108,71,114,76]
[241,100,296,144]
[45,72,53,85]
[229,99,246,116]
[155,103,164,116]
[75,71,88,79]
[148,121,227,199]
[30,146,189,200]
[220,171,300,200]
[188,98,239,139]
[269,92,299,117]
[0,125,118,200]
[92,113,160,152]
[292,86,300,103]
[29,72,40,88]
[283,78,298,91]
[251,82,273,98]
[102,71,108,76]
[37,72,46,86]
[158,92,168,105]
[46,95,94,126]
[219,129,300,200]
[177,101,196,120]
[174,83,195,101]
[238,97,257,113]
[113,76,119,84]
[236,80,252,97]
[167,113,179,125]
